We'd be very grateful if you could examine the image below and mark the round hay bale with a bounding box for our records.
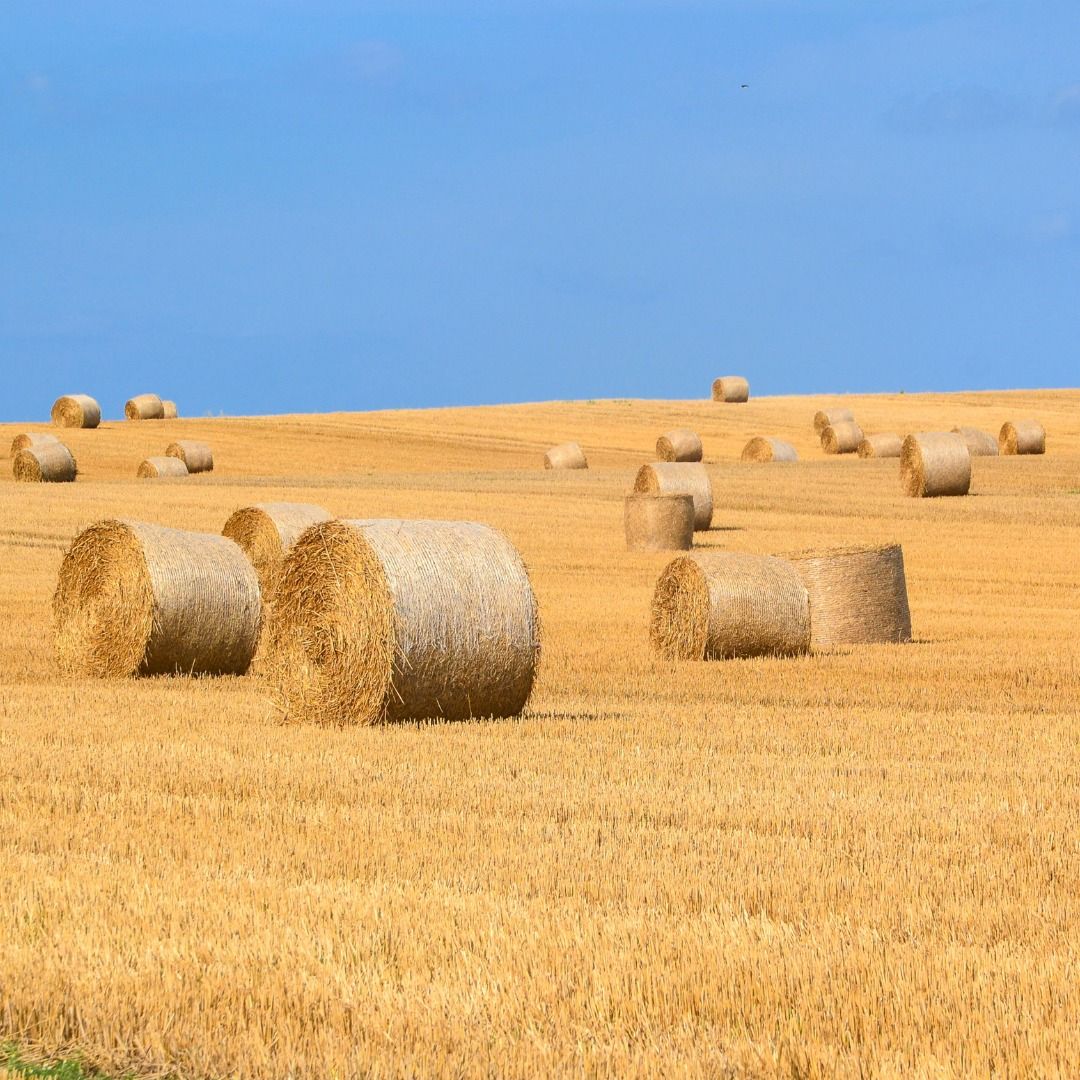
[53,520,261,678]
[711,376,750,403]
[624,493,694,552]
[820,421,864,454]
[741,436,798,463]
[900,432,971,497]
[543,442,588,470]
[137,456,189,479]
[161,400,178,419]
[787,543,912,648]
[51,394,101,429]
[166,440,213,473]
[125,393,165,421]
[656,429,703,462]
[11,432,61,456]
[13,443,77,483]
[999,420,1045,456]
[650,552,810,660]
[857,433,903,459]
[634,462,714,531]
[952,427,999,457]
[222,502,332,603]
[813,407,855,433]
[266,519,540,725]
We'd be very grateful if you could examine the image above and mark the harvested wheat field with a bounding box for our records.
[1,389,1079,1079]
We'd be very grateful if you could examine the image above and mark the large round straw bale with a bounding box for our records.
[222,502,332,602]
[650,552,810,660]
[13,443,77,483]
[741,436,798,463]
[624,493,694,552]
[857,433,903,459]
[951,427,998,456]
[166,440,213,473]
[125,393,165,421]
[266,519,540,725]
[656,429,703,462]
[161,400,178,419]
[900,432,971,497]
[813,407,855,433]
[54,520,261,678]
[787,543,912,648]
[11,432,61,456]
[543,442,588,470]
[820,420,864,454]
[711,376,750,403]
[634,462,714,531]
[137,456,189,479]
[51,394,101,429]
[999,420,1045,455]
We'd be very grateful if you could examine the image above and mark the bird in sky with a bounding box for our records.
[741,83,749,89]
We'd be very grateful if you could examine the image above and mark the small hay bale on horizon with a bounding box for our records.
[952,427,999,457]
[51,394,101,429]
[624,493,694,552]
[656,429,703,462]
[820,420,864,455]
[162,400,178,419]
[125,394,165,421]
[999,420,1045,455]
[13,442,77,483]
[857,433,903,459]
[741,436,798,463]
[900,432,971,497]
[711,376,750,403]
[166,440,214,473]
[634,462,714,531]
[11,432,61,456]
[544,442,588,470]
[813,407,855,433]
[137,456,189,479]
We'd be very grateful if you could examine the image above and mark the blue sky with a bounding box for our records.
[2,1,1078,419]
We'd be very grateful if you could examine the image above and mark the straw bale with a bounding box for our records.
[166,440,214,473]
[634,462,714,531]
[900,432,971,497]
[711,376,750,403]
[820,420,864,454]
[741,436,798,463]
[543,442,588,470]
[857,433,903,458]
[51,394,101,429]
[624,493,694,552]
[266,519,540,725]
[656,429,703,462]
[11,432,61,456]
[53,520,261,677]
[813,408,855,433]
[13,443,77,483]
[952,427,999,457]
[999,420,1045,455]
[137,457,189,479]
[125,393,165,420]
[161,400,178,419]
[650,551,810,660]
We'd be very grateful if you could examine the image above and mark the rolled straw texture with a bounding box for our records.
[787,543,912,649]
[543,442,588,470]
[166,440,214,473]
[161,400,178,419]
[137,457,189,479]
[634,462,714,531]
[656,429,703,462]
[11,432,61,455]
[125,393,165,421]
[624,493,694,552]
[51,394,101,429]
[711,376,750,403]
[741,437,798,463]
[53,520,261,677]
[857,433,903,459]
[813,408,855,433]
[999,420,1045,455]
[952,427,999,457]
[13,443,77,483]
[267,519,541,725]
[820,421,864,454]
[900,433,971,497]
[650,552,810,660]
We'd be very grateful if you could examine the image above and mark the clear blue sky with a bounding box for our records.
[3,1,1078,420]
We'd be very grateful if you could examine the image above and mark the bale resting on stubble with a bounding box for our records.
[265,519,541,725]
[999,420,1045,455]
[13,443,77,483]
[624,493,694,552]
[952,427,998,457]
[820,420,864,454]
[11,432,61,456]
[634,462,714,531]
[857,433,903,458]
[543,442,588,469]
[656,429,703,462]
[650,551,810,660]
[813,408,855,433]
[125,394,165,421]
[51,394,101,429]
[53,520,261,677]
[162,400,178,419]
[137,457,189,479]
[741,436,798,463]
[166,440,214,473]
[900,432,971,497]
[711,376,750,403]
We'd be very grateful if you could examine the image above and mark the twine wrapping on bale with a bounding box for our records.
[813,408,855,433]
[125,394,165,421]
[13,443,77,483]
[54,520,261,678]
[787,543,912,649]
[900,432,971,497]
[711,376,750,403]
[857,433,903,459]
[161,400,178,419]
[656,429,703,463]
[624,493,694,552]
[999,420,1045,456]
[166,440,214,474]
[51,394,101,429]
[820,421,864,455]
[11,432,61,456]
[741,437,798,463]
[650,551,810,660]
[952,427,999,457]
[634,462,714,531]
[137,457,189,479]
[265,519,541,725]
[543,442,588,470]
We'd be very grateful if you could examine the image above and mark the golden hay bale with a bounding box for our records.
[820,420,864,454]
[53,520,261,677]
[711,376,750,403]
[741,436,798,463]
[857,433,903,458]
[166,440,214,473]
[161,400,178,419]
[999,420,1045,455]
[137,456,189,479]
[656,429,703,462]
[634,462,714,531]
[12,443,77,483]
[222,502,332,602]
[813,407,855,433]
[650,552,810,660]
[543,442,588,469]
[11,431,61,455]
[125,393,165,421]
[266,519,540,725]
[900,432,971,497]
[624,493,694,552]
[787,543,912,648]
[952,426,999,457]
[51,394,101,429]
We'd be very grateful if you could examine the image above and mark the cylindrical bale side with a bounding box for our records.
[900,432,971,497]
[634,462,714,531]
[53,520,262,677]
[624,493,694,552]
[161,400,178,419]
[857,433,903,459]
[650,551,810,660]
[656,429,703,462]
[11,432,61,456]
[711,376,750,403]
[51,394,101,429]
[813,408,855,433]
[543,442,588,470]
[820,421,864,454]
[125,394,165,421]
[137,457,189,479]
[999,420,1045,455]
[13,443,77,483]
[952,427,999,457]
[741,436,798,463]
[166,440,214,473]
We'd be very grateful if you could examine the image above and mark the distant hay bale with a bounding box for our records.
[53,520,261,677]
[900,432,971,497]
[711,376,750,403]
[11,432,61,456]
[857,433,903,459]
[999,420,1045,455]
[137,456,189,479]
[820,420,864,454]
[634,462,714,531]
[125,393,165,421]
[161,400,178,419]
[13,443,77,483]
[650,552,810,660]
[543,442,588,470]
[813,408,855,433]
[51,394,101,429]
[788,543,912,648]
[741,436,798,463]
[952,427,999,457]
[266,519,540,725]
[656,429,703,462]
[166,440,213,473]
[624,493,694,552]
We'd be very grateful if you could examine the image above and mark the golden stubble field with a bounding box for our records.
[1,389,1078,1079]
